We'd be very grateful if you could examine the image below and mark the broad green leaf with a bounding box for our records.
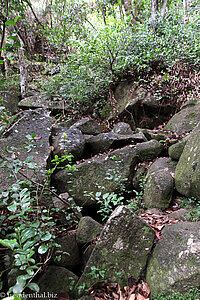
[12,276,26,293]
[38,244,48,254]
[0,239,18,250]
[21,228,36,243]
[14,16,20,23]
[5,20,15,26]
[41,232,52,241]
[26,282,40,292]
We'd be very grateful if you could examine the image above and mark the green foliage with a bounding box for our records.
[178,196,200,221]
[0,134,80,294]
[153,287,200,300]
[37,8,200,117]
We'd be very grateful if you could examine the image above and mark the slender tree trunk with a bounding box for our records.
[160,0,168,19]
[151,0,158,20]
[18,37,28,98]
[183,0,189,23]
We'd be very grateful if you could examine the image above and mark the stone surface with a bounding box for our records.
[164,103,200,134]
[112,122,133,135]
[0,109,52,193]
[76,217,102,244]
[135,140,163,162]
[175,122,200,200]
[18,94,65,110]
[77,206,155,291]
[146,222,200,297]
[38,265,78,296]
[71,117,101,135]
[52,192,82,225]
[143,158,176,209]
[53,127,85,161]
[54,234,80,268]
[54,145,138,207]
[0,91,19,114]
[54,141,163,207]
[86,132,135,155]
[168,135,189,160]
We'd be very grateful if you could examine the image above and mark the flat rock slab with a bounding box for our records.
[146,222,200,297]
[77,206,155,291]
[18,94,66,110]
[0,109,52,192]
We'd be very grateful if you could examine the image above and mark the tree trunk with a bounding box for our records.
[151,0,158,20]
[160,0,168,19]
[183,0,189,23]
[18,37,28,98]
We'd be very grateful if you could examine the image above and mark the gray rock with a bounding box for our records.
[146,222,200,297]
[143,158,176,210]
[54,234,80,268]
[112,122,133,135]
[38,265,78,296]
[54,145,138,207]
[164,102,200,134]
[77,206,155,292]
[52,192,82,225]
[175,122,200,200]
[167,208,188,220]
[53,127,85,161]
[0,91,19,115]
[136,140,163,162]
[54,141,163,208]
[76,217,102,244]
[71,117,101,135]
[0,109,52,193]
[86,132,135,155]
[132,165,146,190]
[168,135,190,160]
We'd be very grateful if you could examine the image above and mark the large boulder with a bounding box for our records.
[101,82,174,129]
[146,222,200,297]
[86,132,136,155]
[53,127,85,161]
[77,206,155,291]
[0,109,52,193]
[54,141,163,207]
[143,158,176,210]
[37,265,78,297]
[175,122,200,200]
[0,91,19,114]
[111,122,133,135]
[76,217,102,244]
[54,145,138,207]
[71,117,101,135]
[164,102,200,134]
[53,234,80,268]
[168,135,190,160]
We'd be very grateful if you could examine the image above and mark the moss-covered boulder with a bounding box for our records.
[54,141,162,207]
[53,233,80,268]
[53,127,85,161]
[76,217,102,244]
[71,117,101,135]
[146,222,200,297]
[112,122,133,135]
[168,135,190,160]
[143,158,176,209]
[54,145,138,207]
[38,265,78,297]
[175,122,200,199]
[77,206,155,292]
[164,103,200,134]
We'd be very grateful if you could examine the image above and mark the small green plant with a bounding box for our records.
[178,196,200,221]
[0,133,80,294]
[0,99,10,133]
[153,287,200,299]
